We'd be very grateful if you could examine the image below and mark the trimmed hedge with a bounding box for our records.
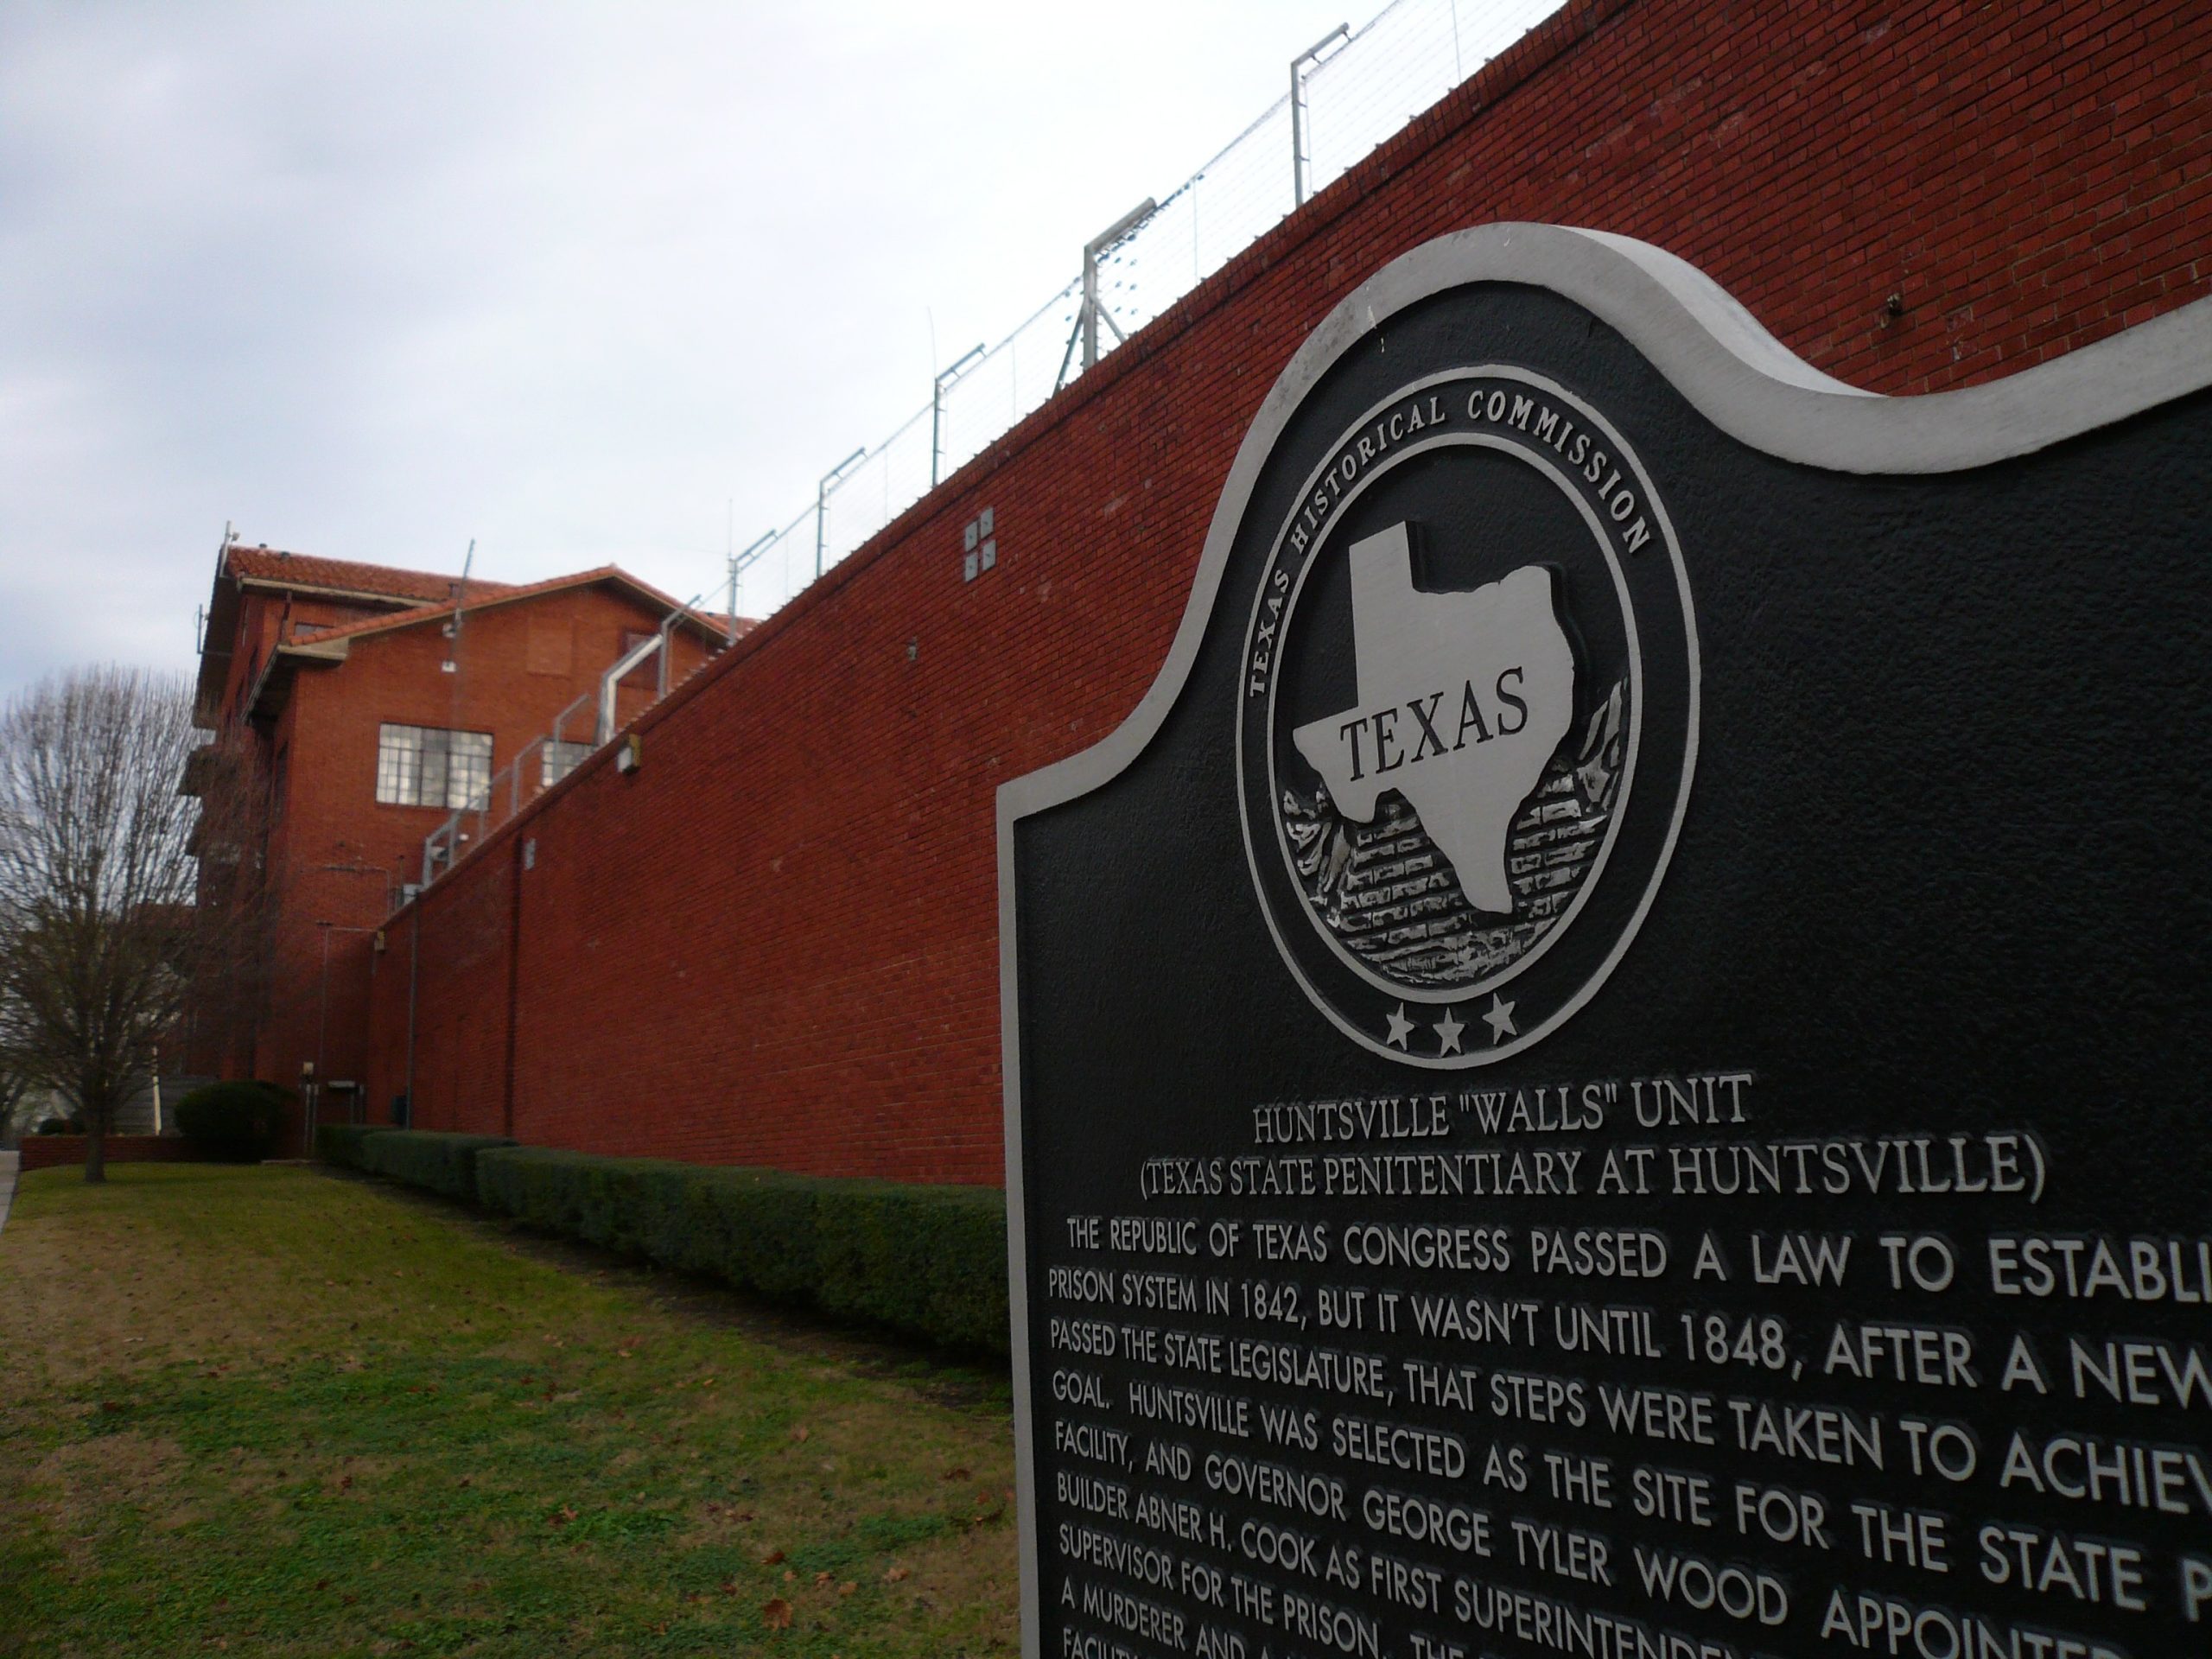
[813,1179,1009,1355]
[358,1130,518,1204]
[475,1147,1007,1357]
[315,1123,396,1169]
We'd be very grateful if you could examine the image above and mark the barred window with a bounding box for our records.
[375,724,493,809]
[541,739,592,788]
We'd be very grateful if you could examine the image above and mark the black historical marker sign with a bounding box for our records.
[999,225,2212,1659]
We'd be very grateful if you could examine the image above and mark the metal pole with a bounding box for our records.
[312,923,330,1156]
[728,531,773,637]
[403,903,420,1128]
[1082,249,1100,372]
[1291,25,1350,207]
[815,448,867,580]
[1078,200,1157,373]
[657,590,709,697]
[932,345,985,486]
[597,631,663,744]
[445,537,476,670]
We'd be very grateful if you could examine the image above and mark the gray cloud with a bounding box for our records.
[0,1,1398,695]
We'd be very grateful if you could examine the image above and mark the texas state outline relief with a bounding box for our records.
[1291,524,1574,914]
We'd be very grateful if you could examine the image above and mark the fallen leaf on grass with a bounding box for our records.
[789,1426,810,1442]
[814,1571,833,1586]
[941,1466,970,1482]
[549,1506,578,1528]
[885,1565,910,1583]
[760,1548,786,1566]
[763,1597,792,1630]
[838,1582,855,1597]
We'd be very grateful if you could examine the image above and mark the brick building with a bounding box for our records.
[183,539,726,1139]
[252,0,2202,1182]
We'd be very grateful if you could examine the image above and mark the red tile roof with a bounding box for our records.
[279,565,730,651]
[224,544,512,604]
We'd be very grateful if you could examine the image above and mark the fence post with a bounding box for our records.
[816,449,867,580]
[1292,24,1351,206]
[933,345,987,486]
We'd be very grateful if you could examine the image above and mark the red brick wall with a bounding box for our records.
[239,586,716,1098]
[364,0,2212,1183]
[18,1136,208,1173]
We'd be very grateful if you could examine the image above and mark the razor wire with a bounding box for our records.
[729,0,1554,622]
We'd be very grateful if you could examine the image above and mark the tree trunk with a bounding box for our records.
[82,1093,107,1184]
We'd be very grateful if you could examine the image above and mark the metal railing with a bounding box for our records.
[726,0,1552,618]
[417,591,725,887]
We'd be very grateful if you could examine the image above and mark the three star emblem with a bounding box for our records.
[1384,995,1516,1053]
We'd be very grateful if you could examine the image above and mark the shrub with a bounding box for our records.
[315,1123,395,1169]
[34,1116,79,1136]
[175,1082,288,1161]
[474,1147,1007,1357]
[683,1168,823,1302]
[357,1130,517,1203]
[812,1180,1010,1355]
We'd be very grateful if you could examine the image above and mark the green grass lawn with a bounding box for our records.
[0,1163,1017,1656]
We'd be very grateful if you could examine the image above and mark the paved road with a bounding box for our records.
[0,1149,17,1235]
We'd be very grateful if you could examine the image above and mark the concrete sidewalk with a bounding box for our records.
[0,1149,17,1234]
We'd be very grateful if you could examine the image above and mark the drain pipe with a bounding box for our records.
[403,901,420,1127]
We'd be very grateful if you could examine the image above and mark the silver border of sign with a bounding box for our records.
[995,221,2212,1656]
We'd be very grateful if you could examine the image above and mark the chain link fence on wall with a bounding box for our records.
[729,0,1553,619]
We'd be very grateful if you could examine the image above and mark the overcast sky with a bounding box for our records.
[1,1,1539,698]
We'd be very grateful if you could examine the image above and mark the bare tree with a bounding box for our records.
[0,668,205,1181]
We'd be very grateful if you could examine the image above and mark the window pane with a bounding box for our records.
[376,724,421,805]
[420,730,450,807]
[448,731,492,808]
[376,723,493,808]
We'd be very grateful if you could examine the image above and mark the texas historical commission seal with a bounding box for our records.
[1236,367,1699,1066]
